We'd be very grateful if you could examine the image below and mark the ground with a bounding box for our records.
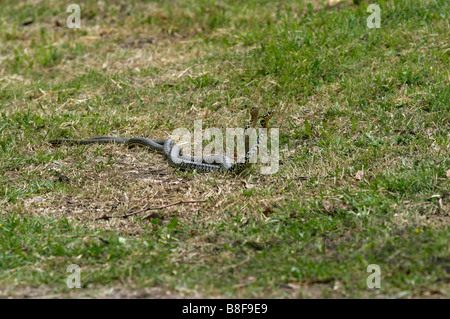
[0,0,449,298]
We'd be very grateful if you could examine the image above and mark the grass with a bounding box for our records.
[0,0,448,298]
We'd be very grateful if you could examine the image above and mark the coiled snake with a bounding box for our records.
[49,107,275,174]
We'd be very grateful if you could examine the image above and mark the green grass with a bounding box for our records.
[0,0,449,298]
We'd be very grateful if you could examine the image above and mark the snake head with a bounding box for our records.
[260,110,275,129]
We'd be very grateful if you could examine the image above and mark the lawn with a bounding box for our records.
[0,0,448,298]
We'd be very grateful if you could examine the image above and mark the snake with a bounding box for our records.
[49,107,275,174]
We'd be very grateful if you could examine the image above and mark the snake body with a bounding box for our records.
[50,107,275,174]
